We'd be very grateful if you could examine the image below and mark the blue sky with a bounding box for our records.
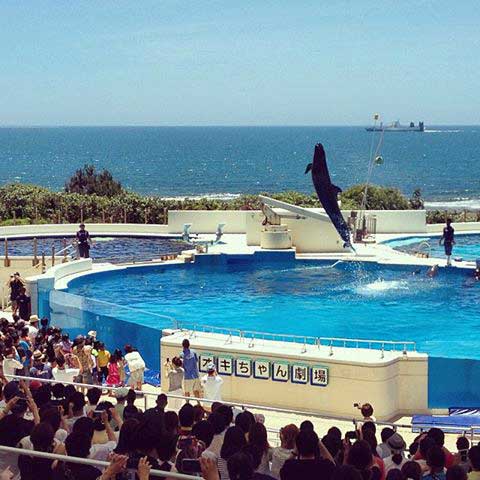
[1,1,479,125]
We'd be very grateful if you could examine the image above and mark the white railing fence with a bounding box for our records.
[0,446,201,479]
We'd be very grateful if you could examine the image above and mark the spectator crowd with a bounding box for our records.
[1,278,479,480]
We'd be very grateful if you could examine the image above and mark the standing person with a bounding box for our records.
[27,315,40,344]
[201,363,224,403]
[384,433,408,473]
[180,339,201,399]
[165,357,185,411]
[124,344,146,391]
[16,287,31,322]
[76,223,92,258]
[52,356,80,384]
[440,218,455,266]
[6,273,24,315]
[106,353,121,388]
[96,342,110,385]
[113,349,127,386]
[72,336,94,388]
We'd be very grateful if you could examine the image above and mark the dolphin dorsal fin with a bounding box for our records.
[304,163,312,174]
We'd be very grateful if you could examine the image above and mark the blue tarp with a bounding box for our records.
[412,414,480,433]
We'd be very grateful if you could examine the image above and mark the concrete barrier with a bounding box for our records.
[168,210,249,234]
[0,223,170,238]
[161,330,428,420]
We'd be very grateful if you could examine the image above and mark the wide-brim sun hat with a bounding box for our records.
[33,350,43,360]
[29,315,40,324]
[387,432,406,451]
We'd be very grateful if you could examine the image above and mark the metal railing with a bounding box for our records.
[8,372,480,442]
[175,321,417,353]
[0,446,200,479]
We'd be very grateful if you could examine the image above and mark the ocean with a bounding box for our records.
[1,126,479,208]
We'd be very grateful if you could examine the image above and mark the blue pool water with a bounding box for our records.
[67,257,480,359]
[386,233,480,262]
[1,236,189,263]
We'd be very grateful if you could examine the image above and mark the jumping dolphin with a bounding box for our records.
[305,143,353,249]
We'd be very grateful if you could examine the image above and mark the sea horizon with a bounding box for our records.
[1,125,479,209]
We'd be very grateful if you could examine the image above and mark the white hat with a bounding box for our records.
[206,362,216,372]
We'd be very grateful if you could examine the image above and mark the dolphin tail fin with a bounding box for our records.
[332,184,342,195]
[304,163,312,174]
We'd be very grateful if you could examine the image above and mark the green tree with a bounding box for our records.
[65,164,123,197]
[339,184,410,210]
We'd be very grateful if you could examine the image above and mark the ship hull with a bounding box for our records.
[365,127,424,132]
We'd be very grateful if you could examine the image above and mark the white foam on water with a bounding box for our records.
[92,237,116,242]
[425,198,480,210]
[160,193,242,201]
[424,129,462,133]
[355,279,409,296]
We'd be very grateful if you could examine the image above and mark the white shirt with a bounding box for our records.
[2,358,23,377]
[201,374,223,401]
[384,455,408,473]
[124,351,146,372]
[89,441,117,461]
[271,447,294,479]
[27,325,38,344]
[52,367,80,383]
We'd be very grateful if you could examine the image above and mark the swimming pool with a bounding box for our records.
[385,233,480,262]
[0,236,190,263]
[66,256,480,359]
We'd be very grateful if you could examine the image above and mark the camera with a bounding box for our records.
[181,459,201,473]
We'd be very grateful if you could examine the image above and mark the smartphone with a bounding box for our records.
[353,402,359,408]
[181,459,201,473]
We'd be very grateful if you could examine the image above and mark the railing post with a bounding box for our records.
[4,238,10,267]
[144,207,148,224]
[102,210,106,223]
[62,238,68,263]
[123,207,127,224]
[51,244,55,267]
[80,207,84,223]
[41,251,46,273]
[32,237,39,266]
[12,211,16,226]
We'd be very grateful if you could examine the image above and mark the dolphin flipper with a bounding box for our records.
[332,184,342,195]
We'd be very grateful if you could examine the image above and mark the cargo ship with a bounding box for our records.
[366,120,424,132]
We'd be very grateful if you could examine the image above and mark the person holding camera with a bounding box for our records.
[165,356,185,411]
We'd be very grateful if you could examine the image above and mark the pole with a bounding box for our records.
[51,244,55,267]
[32,238,38,266]
[4,238,10,267]
[12,211,16,226]
[41,251,46,273]
[62,238,68,263]
[145,207,148,224]
[124,207,127,223]
[80,207,84,223]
